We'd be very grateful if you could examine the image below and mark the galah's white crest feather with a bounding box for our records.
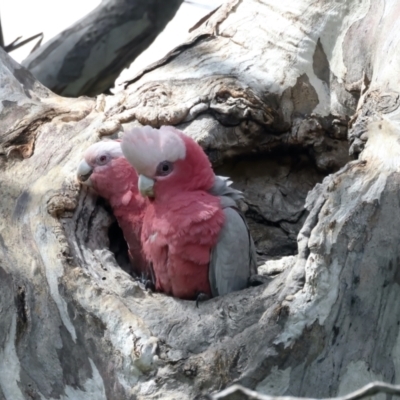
[121,126,186,177]
[83,140,123,163]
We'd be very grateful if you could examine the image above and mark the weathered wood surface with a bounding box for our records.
[21,0,184,97]
[212,382,400,400]
[1,0,400,399]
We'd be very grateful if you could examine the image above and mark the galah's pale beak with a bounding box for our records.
[138,175,155,198]
[77,160,93,185]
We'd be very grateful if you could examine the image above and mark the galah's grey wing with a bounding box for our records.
[243,211,258,276]
[209,206,257,297]
[210,175,244,202]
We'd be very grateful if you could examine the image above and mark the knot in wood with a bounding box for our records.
[46,189,79,218]
[47,195,78,217]
[377,92,400,114]
[183,363,198,377]
[46,179,80,217]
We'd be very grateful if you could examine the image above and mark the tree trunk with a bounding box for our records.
[21,0,184,97]
[1,0,399,399]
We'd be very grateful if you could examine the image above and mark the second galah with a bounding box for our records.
[121,125,257,301]
[76,140,150,280]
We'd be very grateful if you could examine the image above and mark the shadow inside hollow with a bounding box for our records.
[108,220,132,275]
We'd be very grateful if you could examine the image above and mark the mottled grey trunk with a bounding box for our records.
[21,0,184,97]
[1,0,399,399]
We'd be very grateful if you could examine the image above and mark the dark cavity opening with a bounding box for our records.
[215,149,339,263]
[108,220,132,275]
[95,197,137,278]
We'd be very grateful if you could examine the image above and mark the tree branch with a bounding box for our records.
[22,0,184,97]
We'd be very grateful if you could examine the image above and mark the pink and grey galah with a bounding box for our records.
[121,125,257,301]
[76,140,151,280]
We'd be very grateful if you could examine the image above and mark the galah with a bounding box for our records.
[121,125,257,301]
[76,140,151,280]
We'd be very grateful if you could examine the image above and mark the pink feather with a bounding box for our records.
[82,141,149,278]
[122,126,225,300]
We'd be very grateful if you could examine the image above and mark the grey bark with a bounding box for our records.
[0,0,399,399]
[213,382,400,400]
[21,0,184,97]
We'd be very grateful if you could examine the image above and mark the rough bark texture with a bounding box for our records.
[1,0,399,399]
[212,382,400,400]
[21,0,184,97]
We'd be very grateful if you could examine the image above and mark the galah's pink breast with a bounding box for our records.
[141,191,225,299]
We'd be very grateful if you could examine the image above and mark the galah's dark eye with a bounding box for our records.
[97,154,109,165]
[156,161,173,176]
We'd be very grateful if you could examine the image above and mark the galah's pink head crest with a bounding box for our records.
[77,139,137,199]
[121,126,186,177]
[83,140,124,167]
[121,125,215,197]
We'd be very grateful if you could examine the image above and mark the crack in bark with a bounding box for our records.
[5,113,56,159]
[15,284,28,344]
[189,5,222,33]
[124,33,213,88]
[123,0,243,89]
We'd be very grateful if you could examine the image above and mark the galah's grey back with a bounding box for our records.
[209,176,258,297]
[210,175,244,205]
